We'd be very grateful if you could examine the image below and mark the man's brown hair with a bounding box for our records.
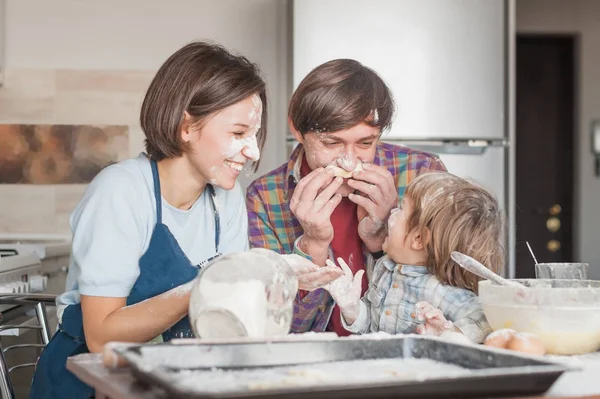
[141,41,267,167]
[404,172,506,293]
[289,59,394,135]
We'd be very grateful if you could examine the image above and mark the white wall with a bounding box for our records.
[4,0,290,184]
[517,0,600,278]
[0,0,290,234]
[7,1,272,69]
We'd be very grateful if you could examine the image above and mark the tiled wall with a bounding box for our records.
[0,69,154,234]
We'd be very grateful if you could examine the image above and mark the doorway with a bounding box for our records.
[515,35,577,278]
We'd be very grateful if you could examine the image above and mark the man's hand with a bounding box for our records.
[290,167,343,265]
[347,163,398,252]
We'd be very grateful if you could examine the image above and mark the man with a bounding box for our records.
[246,59,446,335]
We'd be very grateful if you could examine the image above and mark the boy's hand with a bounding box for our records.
[323,257,364,324]
[414,301,455,336]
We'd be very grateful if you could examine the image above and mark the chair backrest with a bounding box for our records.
[0,294,56,399]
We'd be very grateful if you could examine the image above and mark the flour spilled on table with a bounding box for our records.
[167,358,469,394]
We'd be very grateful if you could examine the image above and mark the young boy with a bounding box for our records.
[324,172,505,343]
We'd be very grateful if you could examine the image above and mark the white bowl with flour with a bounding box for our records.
[479,279,600,355]
[189,249,298,339]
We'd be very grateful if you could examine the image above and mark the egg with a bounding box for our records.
[506,333,546,356]
[484,329,517,349]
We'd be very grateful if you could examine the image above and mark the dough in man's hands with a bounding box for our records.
[326,160,364,178]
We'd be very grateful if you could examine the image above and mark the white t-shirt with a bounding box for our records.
[57,153,249,309]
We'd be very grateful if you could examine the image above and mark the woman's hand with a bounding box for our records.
[81,284,192,353]
[281,254,343,291]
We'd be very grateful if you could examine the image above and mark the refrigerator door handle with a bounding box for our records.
[379,138,509,155]
[285,136,509,155]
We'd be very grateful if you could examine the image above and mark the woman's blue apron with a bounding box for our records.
[29,159,220,398]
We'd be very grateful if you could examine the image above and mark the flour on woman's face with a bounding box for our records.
[196,94,263,190]
[222,94,262,162]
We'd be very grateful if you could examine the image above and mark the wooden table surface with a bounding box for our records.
[67,354,165,399]
[66,353,600,399]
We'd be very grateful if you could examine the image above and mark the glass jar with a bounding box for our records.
[189,248,298,339]
[535,262,589,280]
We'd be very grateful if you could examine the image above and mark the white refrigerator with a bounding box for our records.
[290,0,516,276]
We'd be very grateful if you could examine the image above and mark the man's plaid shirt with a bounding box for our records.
[246,142,447,332]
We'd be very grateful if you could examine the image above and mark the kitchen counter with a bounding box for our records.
[66,353,600,399]
[544,353,600,397]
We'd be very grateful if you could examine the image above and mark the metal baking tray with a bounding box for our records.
[115,336,572,399]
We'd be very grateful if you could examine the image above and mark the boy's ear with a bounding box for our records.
[410,228,430,251]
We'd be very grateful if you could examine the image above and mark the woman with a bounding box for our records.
[30,41,269,398]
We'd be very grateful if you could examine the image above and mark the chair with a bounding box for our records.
[0,294,56,399]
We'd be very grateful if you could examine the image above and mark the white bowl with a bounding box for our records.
[479,279,600,355]
[189,249,298,339]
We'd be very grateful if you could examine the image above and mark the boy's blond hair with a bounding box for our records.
[404,172,505,293]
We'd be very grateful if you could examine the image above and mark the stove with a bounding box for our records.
[0,251,44,321]
[0,251,42,290]
[0,234,70,295]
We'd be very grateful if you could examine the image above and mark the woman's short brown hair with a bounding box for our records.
[141,41,267,165]
[289,59,394,135]
[404,172,506,293]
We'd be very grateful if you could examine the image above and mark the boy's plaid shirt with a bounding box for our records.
[246,142,447,333]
